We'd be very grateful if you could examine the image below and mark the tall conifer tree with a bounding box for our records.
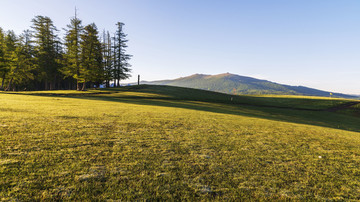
[79,23,103,90]
[6,30,35,91]
[31,15,60,90]
[102,30,113,88]
[0,28,7,90]
[63,9,83,90]
[2,31,17,91]
[1,14,133,91]
[113,22,131,87]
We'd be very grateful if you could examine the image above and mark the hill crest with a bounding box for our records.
[141,73,356,98]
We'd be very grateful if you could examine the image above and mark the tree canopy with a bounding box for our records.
[0,14,132,91]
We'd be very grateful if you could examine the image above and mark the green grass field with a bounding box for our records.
[1,85,360,200]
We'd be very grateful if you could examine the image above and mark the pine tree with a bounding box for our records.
[102,30,113,88]
[63,10,83,90]
[1,15,133,91]
[2,31,17,91]
[6,30,35,91]
[113,22,131,87]
[31,15,61,90]
[0,27,7,90]
[79,23,103,90]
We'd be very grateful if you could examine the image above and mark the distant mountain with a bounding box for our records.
[140,73,356,98]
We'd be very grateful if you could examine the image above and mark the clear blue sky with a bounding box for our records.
[1,0,359,94]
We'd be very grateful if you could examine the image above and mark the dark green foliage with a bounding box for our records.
[0,15,132,91]
[62,14,83,90]
[113,22,132,87]
[0,28,5,89]
[7,30,36,91]
[31,15,61,90]
[2,31,18,91]
[102,31,113,88]
[0,29,36,91]
[79,23,103,90]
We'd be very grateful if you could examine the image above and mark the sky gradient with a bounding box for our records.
[0,0,359,94]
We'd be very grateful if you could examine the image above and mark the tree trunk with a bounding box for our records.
[76,67,81,90]
[6,66,20,91]
[44,79,48,90]
[81,80,86,91]
[5,77,14,91]
[0,72,6,90]
[51,75,57,90]
[77,79,81,91]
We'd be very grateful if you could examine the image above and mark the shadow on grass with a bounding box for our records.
[8,85,360,133]
[36,92,360,133]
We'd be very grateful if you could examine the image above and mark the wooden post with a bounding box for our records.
[138,75,140,85]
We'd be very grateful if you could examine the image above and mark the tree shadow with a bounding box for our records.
[9,85,360,133]
[42,92,360,133]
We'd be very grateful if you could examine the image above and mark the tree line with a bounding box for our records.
[0,14,131,91]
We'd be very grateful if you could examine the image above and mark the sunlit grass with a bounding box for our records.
[1,86,360,200]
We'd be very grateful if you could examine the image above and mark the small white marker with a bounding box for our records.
[318,156,322,159]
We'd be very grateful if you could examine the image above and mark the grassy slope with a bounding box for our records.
[148,73,356,98]
[160,73,299,95]
[1,85,360,200]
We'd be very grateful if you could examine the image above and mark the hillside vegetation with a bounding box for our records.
[145,73,356,98]
[1,85,360,200]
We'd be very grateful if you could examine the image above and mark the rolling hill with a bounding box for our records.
[1,85,360,200]
[141,73,357,98]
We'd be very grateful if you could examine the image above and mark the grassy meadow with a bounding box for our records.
[1,85,360,200]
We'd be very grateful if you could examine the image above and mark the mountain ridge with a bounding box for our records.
[139,73,357,98]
